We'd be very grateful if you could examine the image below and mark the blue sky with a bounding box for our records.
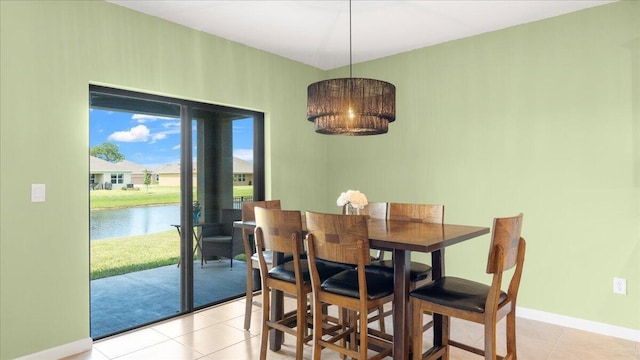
[90,109,253,168]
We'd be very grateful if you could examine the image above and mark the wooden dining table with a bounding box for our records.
[233,217,490,360]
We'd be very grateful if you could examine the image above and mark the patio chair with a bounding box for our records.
[201,208,242,268]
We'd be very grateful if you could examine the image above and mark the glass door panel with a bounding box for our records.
[192,109,252,308]
[89,90,182,339]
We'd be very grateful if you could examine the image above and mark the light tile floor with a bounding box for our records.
[66,298,639,359]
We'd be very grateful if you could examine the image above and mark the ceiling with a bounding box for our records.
[108,0,614,70]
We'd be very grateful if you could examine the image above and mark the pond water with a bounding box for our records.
[90,204,180,240]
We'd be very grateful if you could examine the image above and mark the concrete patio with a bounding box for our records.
[90,259,248,339]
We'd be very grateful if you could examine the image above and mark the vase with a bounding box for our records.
[346,203,360,215]
[193,211,201,224]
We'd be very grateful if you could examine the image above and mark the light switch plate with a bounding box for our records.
[31,184,45,202]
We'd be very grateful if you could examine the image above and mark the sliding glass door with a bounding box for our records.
[89,85,264,339]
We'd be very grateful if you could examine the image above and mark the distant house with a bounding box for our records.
[89,156,155,189]
[89,156,132,190]
[116,159,155,185]
[154,163,197,187]
[233,157,253,186]
[154,157,253,187]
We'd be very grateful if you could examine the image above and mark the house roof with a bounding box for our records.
[90,156,132,173]
[233,157,253,174]
[117,159,152,174]
[155,157,253,175]
[90,156,155,174]
[154,163,195,174]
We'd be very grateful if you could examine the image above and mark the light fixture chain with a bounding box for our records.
[349,0,352,79]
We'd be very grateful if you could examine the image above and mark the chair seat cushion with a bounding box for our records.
[268,259,349,283]
[409,276,507,313]
[202,236,232,243]
[367,259,432,282]
[250,252,300,264]
[321,269,394,300]
[316,258,355,271]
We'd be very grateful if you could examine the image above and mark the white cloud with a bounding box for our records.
[108,125,150,142]
[149,133,167,143]
[233,149,253,162]
[172,144,180,150]
[163,121,181,128]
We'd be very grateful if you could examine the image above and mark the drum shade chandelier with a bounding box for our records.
[306,0,396,135]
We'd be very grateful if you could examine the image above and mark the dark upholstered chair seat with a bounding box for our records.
[321,269,394,300]
[202,235,232,243]
[250,251,298,264]
[268,258,350,283]
[368,259,432,282]
[410,276,507,313]
[316,258,355,271]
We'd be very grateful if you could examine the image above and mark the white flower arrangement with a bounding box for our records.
[336,190,368,210]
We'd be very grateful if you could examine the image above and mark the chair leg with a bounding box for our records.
[484,318,497,360]
[506,310,517,360]
[349,310,357,353]
[312,297,324,360]
[359,309,368,357]
[411,299,423,360]
[259,287,270,360]
[295,295,307,360]
[244,264,254,330]
[377,304,386,333]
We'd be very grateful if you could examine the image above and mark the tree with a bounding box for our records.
[143,169,151,192]
[91,142,125,163]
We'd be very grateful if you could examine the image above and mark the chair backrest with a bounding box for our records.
[254,207,304,255]
[343,202,388,219]
[487,213,524,274]
[305,211,370,266]
[221,208,241,235]
[242,200,282,221]
[241,200,282,257]
[201,208,241,237]
[388,202,444,224]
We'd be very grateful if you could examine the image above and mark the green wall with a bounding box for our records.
[1,1,638,358]
[321,0,639,332]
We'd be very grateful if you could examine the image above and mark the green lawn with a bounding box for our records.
[90,186,181,209]
[90,185,253,279]
[91,230,179,280]
[90,185,253,209]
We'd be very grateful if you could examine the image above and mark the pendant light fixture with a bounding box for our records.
[306,0,396,135]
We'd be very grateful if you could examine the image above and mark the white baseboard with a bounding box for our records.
[15,337,92,360]
[518,306,640,343]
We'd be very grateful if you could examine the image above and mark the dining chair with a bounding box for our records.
[200,208,242,268]
[341,201,388,263]
[254,207,311,360]
[368,202,444,330]
[241,200,282,330]
[371,202,443,282]
[305,211,394,360]
[254,207,350,358]
[409,213,525,360]
[343,202,391,332]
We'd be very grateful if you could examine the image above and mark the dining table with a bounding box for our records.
[233,216,490,360]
